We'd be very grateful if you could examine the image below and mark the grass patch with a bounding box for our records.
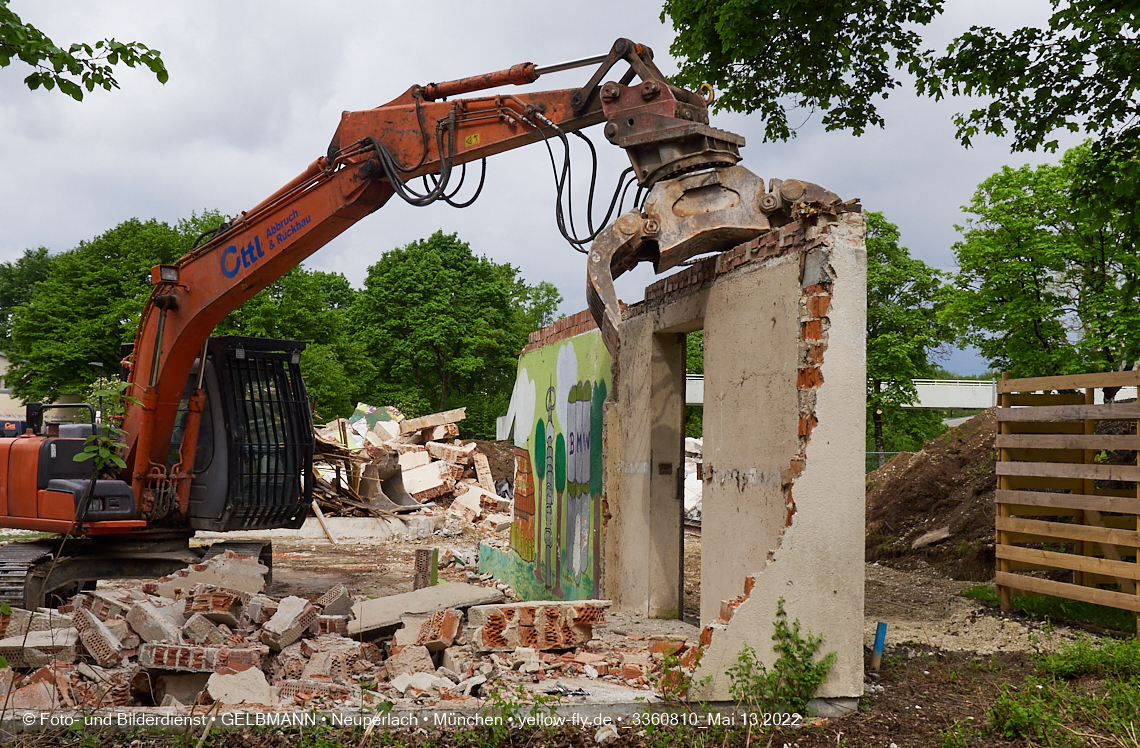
[964,583,1137,633]
[941,636,1140,747]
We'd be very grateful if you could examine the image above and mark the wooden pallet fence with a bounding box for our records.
[996,371,1140,633]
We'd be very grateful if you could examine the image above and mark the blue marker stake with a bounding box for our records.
[871,622,887,670]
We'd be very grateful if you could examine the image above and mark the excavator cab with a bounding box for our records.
[178,336,314,532]
[1,336,312,607]
[19,336,313,533]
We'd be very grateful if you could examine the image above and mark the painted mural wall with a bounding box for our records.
[480,324,611,601]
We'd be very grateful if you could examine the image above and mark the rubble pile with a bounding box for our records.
[0,550,683,713]
[313,404,513,534]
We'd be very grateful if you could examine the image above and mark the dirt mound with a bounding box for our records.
[866,409,997,580]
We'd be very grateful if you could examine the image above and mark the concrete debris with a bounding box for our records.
[473,452,496,493]
[75,608,124,667]
[426,440,476,465]
[350,583,504,637]
[385,644,435,677]
[155,550,268,597]
[205,667,277,705]
[684,436,703,523]
[314,584,354,618]
[126,601,185,644]
[260,596,317,651]
[182,613,226,646]
[399,408,466,435]
[0,627,79,668]
[466,600,610,652]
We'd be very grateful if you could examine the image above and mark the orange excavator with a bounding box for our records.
[0,39,841,608]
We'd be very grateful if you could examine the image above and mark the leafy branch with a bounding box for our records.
[0,0,168,101]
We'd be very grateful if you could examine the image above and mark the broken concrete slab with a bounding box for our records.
[138,643,268,673]
[0,627,80,668]
[466,600,610,652]
[402,461,454,501]
[206,667,276,705]
[398,450,431,471]
[349,583,503,637]
[480,513,511,533]
[423,423,460,441]
[390,670,455,694]
[426,441,476,465]
[126,601,184,644]
[385,644,435,677]
[260,596,317,651]
[155,552,267,598]
[446,488,483,524]
[400,408,466,435]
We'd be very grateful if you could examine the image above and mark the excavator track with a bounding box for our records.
[0,540,59,609]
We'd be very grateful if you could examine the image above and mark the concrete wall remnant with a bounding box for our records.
[479,313,612,601]
[603,211,866,701]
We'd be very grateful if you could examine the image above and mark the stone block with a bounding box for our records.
[399,408,466,435]
[126,601,183,644]
[0,627,80,668]
[260,596,317,651]
[205,667,276,705]
[385,644,434,677]
[315,584,354,617]
[466,600,610,652]
[184,590,244,627]
[137,642,268,673]
[426,441,476,465]
[182,613,226,646]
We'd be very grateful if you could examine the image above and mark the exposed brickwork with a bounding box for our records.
[137,642,268,673]
[521,309,599,354]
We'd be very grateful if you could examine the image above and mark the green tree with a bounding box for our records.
[216,266,368,421]
[866,211,950,464]
[662,0,941,142]
[662,1,1140,202]
[948,146,1140,378]
[351,231,558,439]
[0,0,167,100]
[5,211,222,401]
[0,246,55,351]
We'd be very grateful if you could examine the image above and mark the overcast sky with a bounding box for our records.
[1,1,1081,375]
